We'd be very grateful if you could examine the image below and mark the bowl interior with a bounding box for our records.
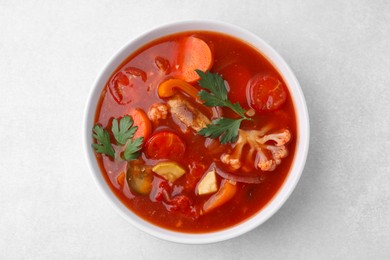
[83,20,309,244]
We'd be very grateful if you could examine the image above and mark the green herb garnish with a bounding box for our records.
[123,137,144,161]
[197,70,247,118]
[198,118,244,144]
[195,70,250,144]
[92,116,143,160]
[112,116,138,145]
[92,125,115,158]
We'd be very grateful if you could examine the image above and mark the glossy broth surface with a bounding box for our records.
[94,31,297,232]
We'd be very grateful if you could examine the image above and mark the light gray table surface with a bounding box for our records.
[1,1,389,259]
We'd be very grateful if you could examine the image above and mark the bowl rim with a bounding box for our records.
[83,19,310,244]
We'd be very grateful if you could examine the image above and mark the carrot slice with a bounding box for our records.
[117,172,125,187]
[158,79,200,99]
[202,180,237,214]
[128,108,152,140]
[177,36,213,83]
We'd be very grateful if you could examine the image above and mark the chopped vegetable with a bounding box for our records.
[124,67,147,82]
[168,194,199,219]
[108,71,129,104]
[127,161,153,195]
[128,109,152,140]
[214,167,263,184]
[153,179,172,202]
[203,180,237,214]
[145,131,186,159]
[197,169,218,195]
[177,36,213,83]
[248,75,287,112]
[158,79,200,100]
[155,56,171,74]
[196,70,250,144]
[92,125,115,158]
[108,68,147,104]
[112,116,137,145]
[221,127,291,171]
[152,161,186,183]
[116,172,125,187]
[185,162,206,191]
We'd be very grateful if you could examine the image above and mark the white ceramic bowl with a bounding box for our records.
[83,20,309,244]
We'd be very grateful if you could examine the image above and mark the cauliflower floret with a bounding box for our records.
[148,103,169,122]
[257,129,291,146]
[221,127,291,171]
[221,154,241,170]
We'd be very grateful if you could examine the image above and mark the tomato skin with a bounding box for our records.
[220,63,252,108]
[247,74,287,112]
[152,179,171,202]
[108,72,129,104]
[123,67,147,82]
[168,195,199,219]
[155,56,171,74]
[108,68,147,104]
[145,131,186,160]
[184,162,206,192]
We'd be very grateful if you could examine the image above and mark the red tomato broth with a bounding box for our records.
[94,31,297,233]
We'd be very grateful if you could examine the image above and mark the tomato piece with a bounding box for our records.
[145,131,186,160]
[170,195,192,210]
[220,63,252,108]
[124,67,147,82]
[247,75,287,112]
[184,162,206,192]
[108,72,128,104]
[108,68,147,104]
[152,179,171,202]
[155,56,171,74]
[169,195,199,219]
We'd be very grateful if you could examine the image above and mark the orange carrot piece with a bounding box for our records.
[177,36,213,83]
[203,180,237,214]
[158,79,200,100]
[117,172,125,187]
[128,108,152,140]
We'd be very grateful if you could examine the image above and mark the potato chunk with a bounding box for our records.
[197,170,218,195]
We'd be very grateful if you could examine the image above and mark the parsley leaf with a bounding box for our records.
[123,137,144,161]
[197,70,228,100]
[195,70,250,144]
[92,116,143,161]
[92,125,115,158]
[198,118,244,144]
[112,116,137,145]
[196,70,247,118]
